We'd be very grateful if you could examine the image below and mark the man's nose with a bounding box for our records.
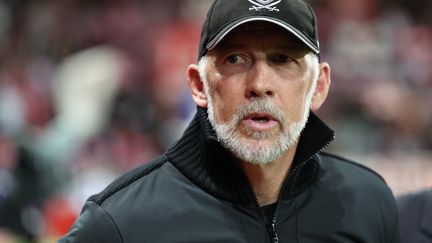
[246,60,274,98]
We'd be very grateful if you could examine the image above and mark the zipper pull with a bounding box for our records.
[266,223,279,243]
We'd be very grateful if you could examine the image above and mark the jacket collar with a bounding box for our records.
[166,107,334,205]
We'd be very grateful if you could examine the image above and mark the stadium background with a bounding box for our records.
[0,0,430,241]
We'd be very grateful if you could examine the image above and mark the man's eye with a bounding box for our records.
[225,54,245,64]
[272,54,294,63]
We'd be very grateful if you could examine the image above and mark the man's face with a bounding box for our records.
[200,22,319,164]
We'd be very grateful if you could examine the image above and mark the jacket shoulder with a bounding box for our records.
[316,151,396,202]
[58,201,123,242]
[319,151,386,183]
[88,155,167,205]
[316,152,400,242]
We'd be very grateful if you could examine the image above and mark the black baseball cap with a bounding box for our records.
[198,0,320,60]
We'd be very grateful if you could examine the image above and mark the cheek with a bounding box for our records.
[211,90,240,122]
[279,83,310,121]
[209,82,246,123]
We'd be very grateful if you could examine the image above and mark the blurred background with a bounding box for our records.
[0,0,430,241]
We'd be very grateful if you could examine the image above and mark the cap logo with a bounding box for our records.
[248,0,281,12]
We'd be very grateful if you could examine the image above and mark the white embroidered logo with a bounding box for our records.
[248,0,281,12]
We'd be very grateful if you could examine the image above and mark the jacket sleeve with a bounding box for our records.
[58,201,122,243]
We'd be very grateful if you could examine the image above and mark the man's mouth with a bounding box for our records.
[245,113,276,121]
[251,116,270,123]
[242,113,279,130]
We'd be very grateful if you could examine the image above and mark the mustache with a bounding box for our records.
[234,98,286,124]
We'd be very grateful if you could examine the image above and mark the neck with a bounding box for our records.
[239,143,298,206]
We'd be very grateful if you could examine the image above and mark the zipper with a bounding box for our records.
[247,159,304,243]
[266,223,279,243]
[261,138,334,243]
[265,159,307,243]
[246,176,276,243]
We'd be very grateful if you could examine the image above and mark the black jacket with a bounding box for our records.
[59,108,399,243]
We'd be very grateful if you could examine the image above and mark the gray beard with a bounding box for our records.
[207,97,310,165]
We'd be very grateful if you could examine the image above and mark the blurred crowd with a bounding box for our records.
[313,0,432,153]
[0,0,430,241]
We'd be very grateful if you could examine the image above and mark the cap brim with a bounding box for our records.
[206,17,319,54]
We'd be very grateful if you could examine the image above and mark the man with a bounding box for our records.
[59,0,399,242]
[397,188,432,243]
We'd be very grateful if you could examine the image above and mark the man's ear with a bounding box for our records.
[310,62,331,111]
[187,64,208,108]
